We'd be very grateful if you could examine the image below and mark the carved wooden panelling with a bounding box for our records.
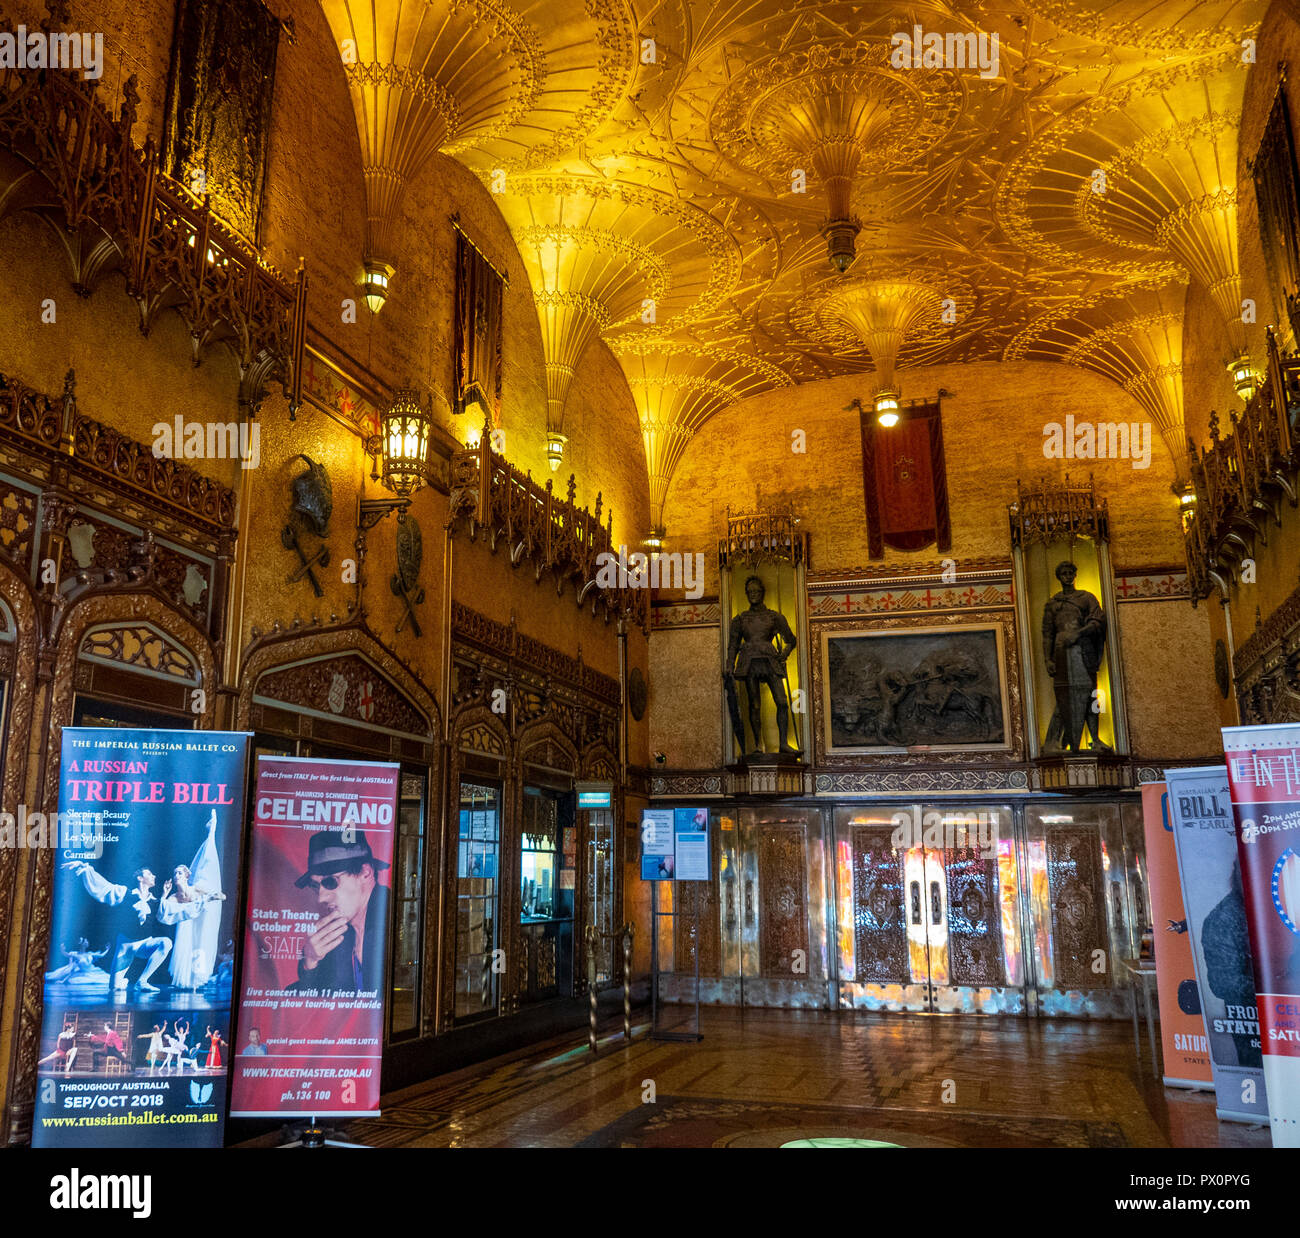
[943,847,1006,988]
[1046,827,1108,990]
[80,623,201,683]
[851,825,909,984]
[0,485,37,569]
[459,720,507,756]
[756,824,809,979]
[256,652,430,738]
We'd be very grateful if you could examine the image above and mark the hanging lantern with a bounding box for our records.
[380,388,432,497]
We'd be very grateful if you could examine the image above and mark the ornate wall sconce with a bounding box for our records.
[358,388,433,601]
[366,387,432,501]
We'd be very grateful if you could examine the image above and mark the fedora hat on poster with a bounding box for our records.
[294,831,390,888]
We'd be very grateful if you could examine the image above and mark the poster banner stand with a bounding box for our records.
[277,1116,369,1149]
[650,881,702,1044]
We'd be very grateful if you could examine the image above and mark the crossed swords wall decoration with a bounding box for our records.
[282,455,426,632]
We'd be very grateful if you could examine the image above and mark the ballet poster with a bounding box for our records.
[1222,723,1300,1149]
[33,729,251,1149]
[230,755,399,1119]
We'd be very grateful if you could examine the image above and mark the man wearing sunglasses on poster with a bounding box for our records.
[288,831,391,995]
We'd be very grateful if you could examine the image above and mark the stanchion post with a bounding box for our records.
[622,922,633,1044]
[585,924,598,1053]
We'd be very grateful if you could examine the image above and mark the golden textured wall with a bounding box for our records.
[649,625,722,769]
[1118,601,1225,759]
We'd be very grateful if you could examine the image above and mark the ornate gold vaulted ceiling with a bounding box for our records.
[320,0,1270,534]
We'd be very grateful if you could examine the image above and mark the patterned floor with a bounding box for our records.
[260,1008,1273,1148]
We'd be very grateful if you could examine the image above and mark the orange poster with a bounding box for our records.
[1141,782,1214,1088]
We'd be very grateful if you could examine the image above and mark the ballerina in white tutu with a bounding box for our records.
[157,811,227,990]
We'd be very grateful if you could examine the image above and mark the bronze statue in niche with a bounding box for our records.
[1041,561,1111,752]
[724,576,800,757]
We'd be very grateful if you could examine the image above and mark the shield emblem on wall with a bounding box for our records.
[328,672,348,715]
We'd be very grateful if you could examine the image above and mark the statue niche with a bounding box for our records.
[724,575,801,758]
[1041,560,1111,753]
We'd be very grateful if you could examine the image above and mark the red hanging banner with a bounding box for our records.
[859,399,951,559]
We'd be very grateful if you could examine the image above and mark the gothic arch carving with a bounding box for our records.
[580,741,618,782]
[451,704,511,757]
[236,624,441,740]
[516,718,579,776]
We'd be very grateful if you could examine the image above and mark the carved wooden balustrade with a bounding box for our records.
[1184,328,1300,599]
[448,435,650,633]
[0,367,236,533]
[0,27,306,413]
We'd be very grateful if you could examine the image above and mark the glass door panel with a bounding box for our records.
[389,770,426,1037]
[834,804,1026,1014]
[455,780,500,1020]
[583,807,614,985]
[1022,802,1133,1018]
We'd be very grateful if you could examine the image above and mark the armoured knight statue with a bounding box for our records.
[1041,560,1111,753]
[724,575,800,757]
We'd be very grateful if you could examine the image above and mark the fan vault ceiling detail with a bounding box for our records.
[320,0,1270,535]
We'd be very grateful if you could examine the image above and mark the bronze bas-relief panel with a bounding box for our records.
[824,625,1008,752]
[810,609,1024,767]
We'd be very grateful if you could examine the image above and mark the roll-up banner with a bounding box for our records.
[1139,782,1214,1090]
[1164,765,1269,1125]
[1222,722,1300,1149]
[230,756,399,1119]
[32,729,252,1148]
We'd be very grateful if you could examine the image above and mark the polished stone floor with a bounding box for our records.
[290,1007,1272,1149]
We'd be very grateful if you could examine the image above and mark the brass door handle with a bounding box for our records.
[910,881,921,925]
[931,881,942,926]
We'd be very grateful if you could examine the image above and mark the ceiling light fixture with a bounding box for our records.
[361,260,394,314]
[1228,355,1256,400]
[546,431,568,472]
[873,387,900,427]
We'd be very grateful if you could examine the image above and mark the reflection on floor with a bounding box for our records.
[310,1009,1274,1148]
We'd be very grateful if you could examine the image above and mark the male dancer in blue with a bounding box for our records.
[60,860,173,992]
